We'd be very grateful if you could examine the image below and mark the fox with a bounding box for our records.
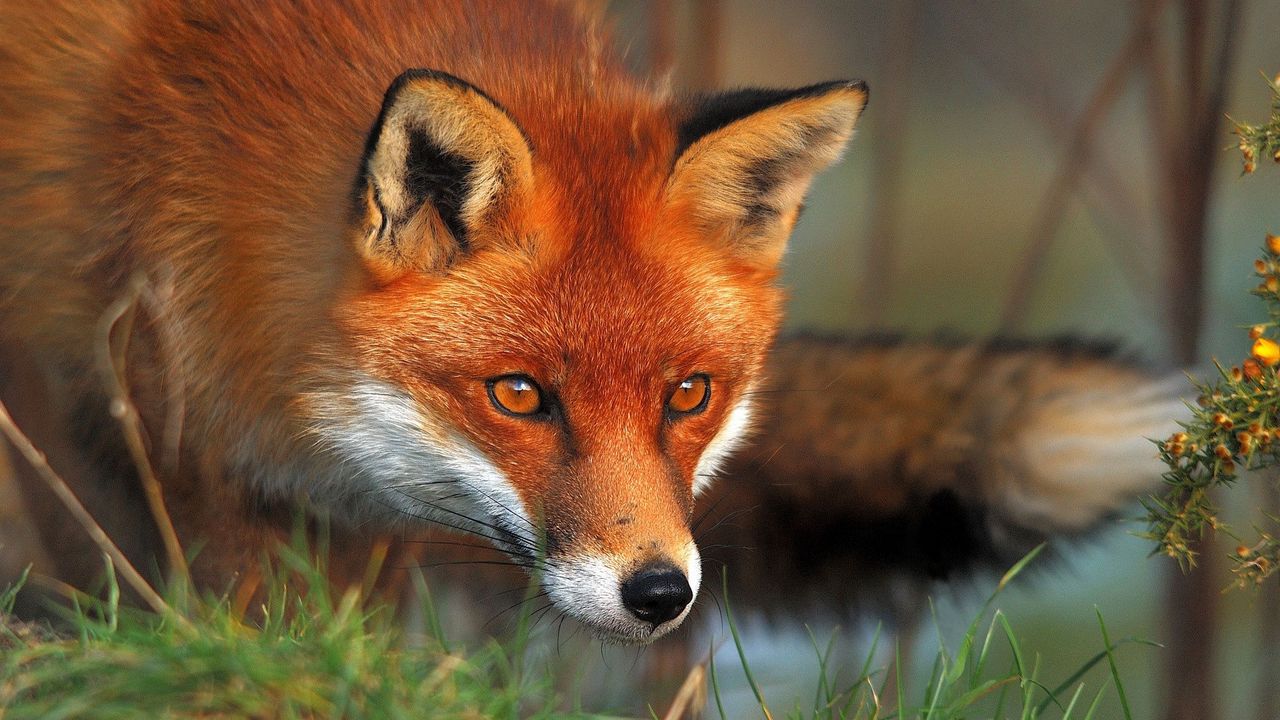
[0,0,1182,649]
[0,0,869,643]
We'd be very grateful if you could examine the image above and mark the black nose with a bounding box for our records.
[620,562,693,626]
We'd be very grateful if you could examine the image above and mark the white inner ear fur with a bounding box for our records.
[666,89,866,262]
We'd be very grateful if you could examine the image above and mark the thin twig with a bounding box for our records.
[0,397,172,617]
[139,275,186,480]
[998,0,1169,331]
[956,10,1159,300]
[95,273,190,584]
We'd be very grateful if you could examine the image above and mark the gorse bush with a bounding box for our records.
[1145,73,1280,586]
[1233,72,1280,174]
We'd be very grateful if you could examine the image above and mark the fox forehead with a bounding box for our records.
[343,223,783,385]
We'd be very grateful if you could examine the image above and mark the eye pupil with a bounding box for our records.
[488,375,543,416]
[668,375,709,415]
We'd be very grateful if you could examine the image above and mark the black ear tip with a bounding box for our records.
[819,79,869,105]
[844,79,869,99]
[378,69,482,115]
[794,79,869,99]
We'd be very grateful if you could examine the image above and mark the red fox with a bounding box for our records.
[0,0,867,643]
[0,1,1180,648]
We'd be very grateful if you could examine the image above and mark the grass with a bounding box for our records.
[704,545,1157,720]
[0,542,1152,719]
[0,544,611,720]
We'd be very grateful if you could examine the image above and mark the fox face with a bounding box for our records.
[308,71,866,643]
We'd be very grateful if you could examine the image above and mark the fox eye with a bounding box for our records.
[668,375,711,415]
[488,375,544,416]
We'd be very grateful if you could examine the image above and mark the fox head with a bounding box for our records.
[313,69,866,643]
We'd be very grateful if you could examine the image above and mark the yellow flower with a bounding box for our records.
[1253,337,1280,366]
[1269,233,1280,256]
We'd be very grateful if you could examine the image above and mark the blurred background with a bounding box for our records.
[593,1,1279,718]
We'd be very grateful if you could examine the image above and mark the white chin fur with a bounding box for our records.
[544,544,703,645]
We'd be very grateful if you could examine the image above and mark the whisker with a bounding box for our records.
[411,559,543,572]
[453,478,540,535]
[404,537,547,564]
[389,489,539,556]
[690,490,731,535]
[692,503,760,543]
[483,590,550,631]
[373,496,529,557]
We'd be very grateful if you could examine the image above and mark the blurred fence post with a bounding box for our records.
[1150,2,1241,720]
[860,0,917,328]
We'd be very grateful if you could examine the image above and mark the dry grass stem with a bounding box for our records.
[661,661,707,720]
[0,397,171,617]
[94,274,189,584]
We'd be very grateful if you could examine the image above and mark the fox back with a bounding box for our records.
[0,0,865,642]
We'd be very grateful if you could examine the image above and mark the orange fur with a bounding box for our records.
[0,0,864,641]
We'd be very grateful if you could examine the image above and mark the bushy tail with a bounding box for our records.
[697,333,1187,619]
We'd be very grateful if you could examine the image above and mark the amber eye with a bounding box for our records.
[488,375,544,416]
[668,374,711,415]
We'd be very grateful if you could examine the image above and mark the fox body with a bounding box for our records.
[0,0,867,642]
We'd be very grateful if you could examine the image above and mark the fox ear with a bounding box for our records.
[667,81,868,268]
[354,70,533,274]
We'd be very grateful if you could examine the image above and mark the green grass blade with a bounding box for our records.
[408,566,447,652]
[940,676,1019,714]
[1060,683,1086,719]
[998,544,1046,593]
[1081,680,1110,720]
[860,623,884,683]
[104,555,120,634]
[805,624,837,716]
[1095,607,1133,720]
[722,570,772,719]
[708,640,728,720]
[996,612,1025,680]
[894,638,905,720]
[0,565,30,614]
[1032,636,1158,715]
[1020,653,1041,720]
